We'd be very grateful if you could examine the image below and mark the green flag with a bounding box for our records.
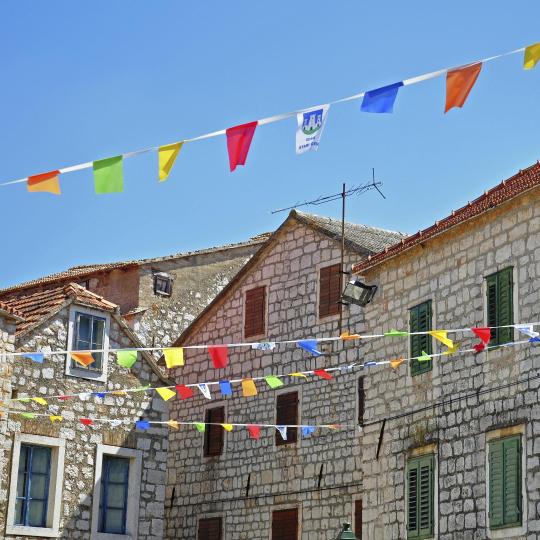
[417,351,431,362]
[93,156,123,194]
[116,350,137,369]
[384,329,408,337]
[21,412,36,420]
[264,375,284,389]
[195,423,206,432]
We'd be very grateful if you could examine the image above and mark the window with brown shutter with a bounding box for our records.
[354,499,363,539]
[203,406,225,457]
[244,286,266,338]
[198,517,222,540]
[358,377,364,426]
[272,508,298,540]
[275,392,298,446]
[319,264,342,318]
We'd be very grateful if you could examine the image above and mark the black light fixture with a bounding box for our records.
[341,279,377,307]
[336,522,358,539]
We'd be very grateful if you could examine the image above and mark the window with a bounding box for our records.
[407,454,434,539]
[204,406,225,457]
[244,286,266,338]
[198,517,222,540]
[486,267,514,345]
[99,456,130,534]
[272,508,298,540]
[319,263,342,318]
[91,444,142,540]
[358,377,365,427]
[6,434,65,537]
[72,310,106,370]
[354,499,363,539]
[276,392,298,446]
[488,435,522,529]
[154,272,172,296]
[410,301,433,376]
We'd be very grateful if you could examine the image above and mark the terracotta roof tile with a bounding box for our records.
[0,301,24,320]
[352,161,540,274]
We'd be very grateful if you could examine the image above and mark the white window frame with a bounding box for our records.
[66,305,110,382]
[91,444,142,540]
[6,433,66,538]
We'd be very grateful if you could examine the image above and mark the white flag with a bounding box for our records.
[197,383,212,400]
[296,105,330,154]
[276,425,288,441]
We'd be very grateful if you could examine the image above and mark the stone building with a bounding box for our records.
[0,234,269,351]
[163,209,405,539]
[351,161,540,539]
[0,282,172,539]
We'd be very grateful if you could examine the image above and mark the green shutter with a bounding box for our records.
[486,268,513,345]
[407,455,434,539]
[410,301,433,376]
[489,436,522,529]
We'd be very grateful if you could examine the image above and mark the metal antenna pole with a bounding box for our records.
[339,183,346,334]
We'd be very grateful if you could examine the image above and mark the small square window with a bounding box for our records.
[154,273,172,296]
[198,517,222,540]
[272,508,298,540]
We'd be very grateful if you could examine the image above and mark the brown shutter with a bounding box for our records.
[198,517,222,540]
[319,264,342,318]
[358,378,364,426]
[275,392,298,446]
[354,499,363,539]
[271,508,298,540]
[204,407,225,456]
[244,286,266,338]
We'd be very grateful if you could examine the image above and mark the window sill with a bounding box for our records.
[488,524,525,539]
[93,532,135,540]
[6,525,60,538]
[66,366,106,383]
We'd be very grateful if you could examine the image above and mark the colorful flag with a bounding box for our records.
[158,142,183,181]
[80,418,93,426]
[197,383,212,399]
[390,357,404,369]
[241,379,257,397]
[219,380,233,396]
[264,375,284,389]
[340,332,360,340]
[93,156,123,194]
[417,351,431,362]
[472,327,491,349]
[516,324,539,339]
[49,415,63,423]
[226,121,258,171]
[443,343,460,356]
[445,63,482,113]
[247,424,261,440]
[361,82,403,113]
[21,412,36,420]
[298,340,322,356]
[313,369,333,380]
[251,342,276,351]
[524,43,540,70]
[296,104,330,154]
[221,423,233,431]
[167,420,180,429]
[301,426,316,437]
[276,426,287,441]
[22,353,44,363]
[27,170,61,195]
[176,385,194,399]
[116,350,137,369]
[208,346,228,369]
[164,348,184,368]
[289,372,308,379]
[195,423,206,432]
[429,330,454,350]
[384,329,408,337]
[108,419,123,428]
[70,352,95,367]
[156,387,176,401]
[32,397,47,406]
[136,420,150,430]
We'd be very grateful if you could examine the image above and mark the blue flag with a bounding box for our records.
[22,353,44,363]
[297,340,322,356]
[301,426,316,437]
[219,380,233,396]
[135,420,150,430]
[361,82,403,113]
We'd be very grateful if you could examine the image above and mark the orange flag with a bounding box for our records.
[445,63,482,113]
[70,352,95,367]
[241,379,258,397]
[27,170,61,195]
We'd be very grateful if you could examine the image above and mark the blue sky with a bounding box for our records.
[0,2,539,288]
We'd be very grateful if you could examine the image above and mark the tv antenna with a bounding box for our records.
[271,168,386,333]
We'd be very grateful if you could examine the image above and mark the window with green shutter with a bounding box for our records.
[410,301,433,376]
[407,454,435,539]
[486,268,514,345]
[489,435,522,529]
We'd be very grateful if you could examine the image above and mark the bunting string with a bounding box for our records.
[1,43,537,193]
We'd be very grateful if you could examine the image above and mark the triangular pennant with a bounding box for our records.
[340,331,360,340]
[219,380,233,396]
[443,343,460,356]
[529,337,540,343]
[158,142,183,181]
[247,425,261,440]
[361,82,403,113]
[58,395,73,401]
[93,156,123,194]
[197,383,212,400]
[276,425,288,441]
[156,387,176,401]
[195,423,206,432]
[49,415,63,423]
[27,170,61,195]
[221,423,234,432]
[313,369,333,380]
[289,372,308,379]
[164,348,184,368]
[108,419,123,428]
[80,418,93,426]
[301,426,316,437]
[516,324,539,339]
[524,43,540,70]
[208,346,228,369]
[417,351,431,362]
[22,353,44,363]
[93,392,106,398]
[241,379,258,397]
[20,412,36,420]
[445,63,482,113]
[296,104,330,154]
[384,329,408,337]
[176,385,194,400]
[251,342,276,351]
[264,375,284,389]
[390,357,404,369]
[472,327,491,353]
[226,121,258,171]
[429,330,454,349]
[135,420,150,430]
[167,420,180,429]
[32,397,47,406]
[131,384,151,393]
[297,340,322,356]
[70,352,95,367]
[116,350,137,369]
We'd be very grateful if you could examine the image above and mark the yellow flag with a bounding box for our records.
[167,420,180,430]
[390,357,404,369]
[429,330,454,350]
[289,372,308,378]
[32,397,47,406]
[443,343,460,356]
[241,379,257,397]
[221,423,234,431]
[112,390,127,396]
[164,348,184,368]
[158,142,183,181]
[156,387,176,401]
[524,43,540,70]
[50,415,63,423]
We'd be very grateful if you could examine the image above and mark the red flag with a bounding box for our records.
[226,121,257,172]
[58,395,73,401]
[80,418,93,426]
[208,346,228,369]
[472,327,491,353]
[247,425,261,440]
[313,369,333,380]
[27,170,61,195]
[175,385,194,400]
[445,63,482,113]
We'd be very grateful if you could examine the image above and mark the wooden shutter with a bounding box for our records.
[271,508,298,540]
[354,499,363,539]
[204,407,225,456]
[489,436,522,528]
[358,378,365,426]
[198,517,222,540]
[407,455,434,539]
[319,264,342,318]
[275,392,298,446]
[410,301,433,376]
[244,286,266,338]
[486,268,514,345]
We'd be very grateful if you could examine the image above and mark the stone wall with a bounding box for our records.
[0,306,168,539]
[165,221,368,539]
[356,189,540,539]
